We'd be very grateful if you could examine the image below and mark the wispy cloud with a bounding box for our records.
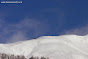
[61,24,88,36]
[0,7,65,43]
[0,18,50,43]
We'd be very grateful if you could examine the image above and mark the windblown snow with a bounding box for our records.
[0,35,88,59]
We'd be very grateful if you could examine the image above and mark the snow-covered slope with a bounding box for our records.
[0,35,88,59]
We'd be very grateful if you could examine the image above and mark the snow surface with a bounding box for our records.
[0,35,88,59]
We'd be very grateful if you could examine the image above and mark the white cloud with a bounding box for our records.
[6,31,27,43]
[61,25,88,35]
[0,18,50,43]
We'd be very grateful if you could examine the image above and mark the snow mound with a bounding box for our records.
[0,34,88,59]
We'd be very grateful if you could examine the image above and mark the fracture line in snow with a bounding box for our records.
[26,41,40,58]
[65,42,88,56]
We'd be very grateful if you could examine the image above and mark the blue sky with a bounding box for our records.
[0,0,88,43]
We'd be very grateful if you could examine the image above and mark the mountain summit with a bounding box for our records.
[0,35,88,59]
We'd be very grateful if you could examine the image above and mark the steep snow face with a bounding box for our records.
[0,35,88,59]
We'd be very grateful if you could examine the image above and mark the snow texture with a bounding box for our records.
[0,34,88,59]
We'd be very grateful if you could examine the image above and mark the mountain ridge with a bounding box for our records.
[0,35,88,59]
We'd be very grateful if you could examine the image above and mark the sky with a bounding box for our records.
[0,0,88,43]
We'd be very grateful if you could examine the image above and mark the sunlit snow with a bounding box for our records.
[0,34,88,59]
